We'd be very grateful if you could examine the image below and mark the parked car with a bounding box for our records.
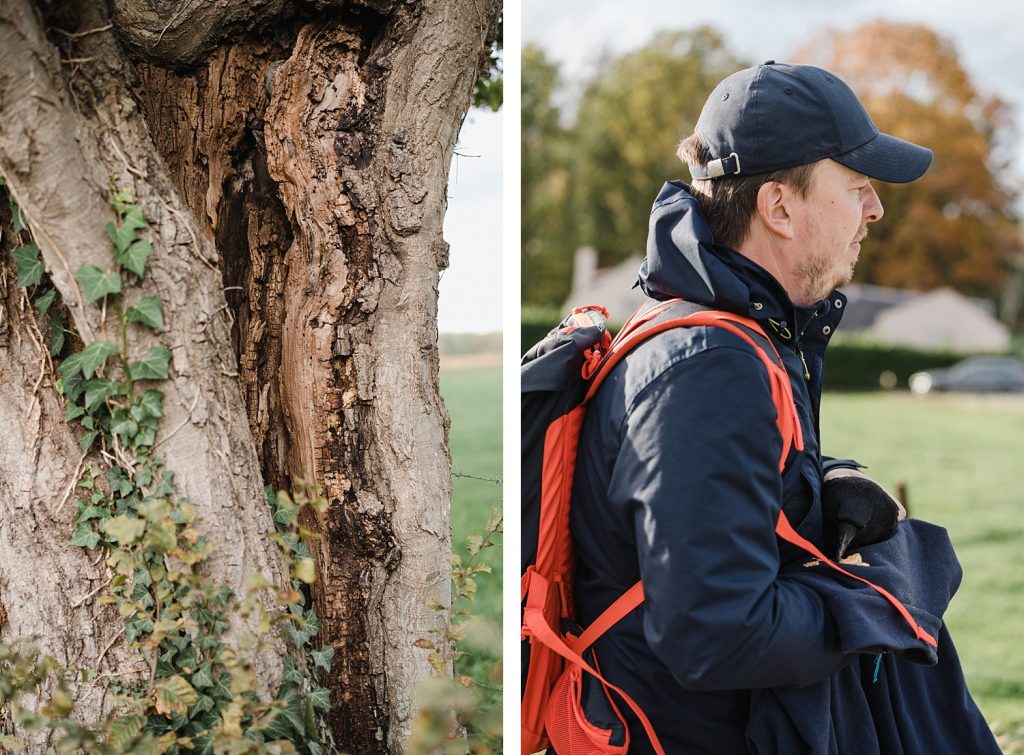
[909,356,1024,395]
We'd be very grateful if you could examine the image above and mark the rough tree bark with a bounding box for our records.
[0,0,499,751]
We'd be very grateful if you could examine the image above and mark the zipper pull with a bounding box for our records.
[798,348,810,381]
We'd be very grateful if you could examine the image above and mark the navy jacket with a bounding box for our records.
[569,182,998,753]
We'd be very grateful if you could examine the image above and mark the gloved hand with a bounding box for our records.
[821,468,905,561]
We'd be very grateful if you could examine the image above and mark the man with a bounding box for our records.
[569,62,999,753]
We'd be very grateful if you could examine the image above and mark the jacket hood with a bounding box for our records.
[637,181,796,322]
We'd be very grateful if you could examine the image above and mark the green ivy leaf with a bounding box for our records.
[49,313,65,356]
[129,347,172,381]
[124,296,164,331]
[65,403,85,422]
[109,187,135,215]
[141,389,165,418]
[35,289,57,315]
[118,239,152,278]
[110,408,139,440]
[75,264,122,302]
[308,687,330,711]
[309,646,334,671]
[103,515,147,545]
[9,193,28,232]
[62,340,120,380]
[13,243,43,287]
[84,378,119,412]
[76,505,109,524]
[78,430,98,452]
[190,663,215,690]
[70,524,101,549]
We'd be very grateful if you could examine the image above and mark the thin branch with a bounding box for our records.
[96,625,125,669]
[153,388,201,449]
[109,135,146,180]
[70,575,112,608]
[452,470,502,485]
[51,24,113,40]
[54,449,89,516]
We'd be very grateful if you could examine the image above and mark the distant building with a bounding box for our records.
[564,248,646,323]
[565,249,1009,351]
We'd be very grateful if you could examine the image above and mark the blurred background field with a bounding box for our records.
[821,391,1024,746]
[440,359,502,749]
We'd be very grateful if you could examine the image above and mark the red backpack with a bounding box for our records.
[519,299,935,755]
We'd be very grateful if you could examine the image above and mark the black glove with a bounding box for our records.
[821,475,901,561]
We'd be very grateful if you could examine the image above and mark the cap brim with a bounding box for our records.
[832,131,932,184]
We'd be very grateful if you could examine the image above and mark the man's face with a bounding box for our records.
[790,160,884,305]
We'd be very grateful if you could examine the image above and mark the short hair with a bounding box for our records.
[677,134,816,251]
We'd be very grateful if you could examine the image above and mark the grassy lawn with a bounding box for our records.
[440,363,502,744]
[821,391,1024,743]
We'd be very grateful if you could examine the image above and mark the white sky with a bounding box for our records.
[439,107,502,334]
[523,0,1024,173]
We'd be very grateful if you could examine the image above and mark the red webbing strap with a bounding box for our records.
[524,570,667,755]
[774,510,938,648]
[570,581,644,656]
[584,310,804,470]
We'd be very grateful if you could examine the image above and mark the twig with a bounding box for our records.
[96,625,125,669]
[60,57,96,65]
[54,449,89,515]
[51,24,113,40]
[153,388,201,449]
[452,471,502,485]
[109,135,146,180]
[70,575,112,608]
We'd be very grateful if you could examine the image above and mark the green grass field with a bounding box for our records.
[821,392,1024,742]
[440,363,503,746]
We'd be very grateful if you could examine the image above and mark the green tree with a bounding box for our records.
[794,20,1022,323]
[522,45,576,307]
[573,28,746,268]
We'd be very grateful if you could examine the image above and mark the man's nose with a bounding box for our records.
[864,183,884,223]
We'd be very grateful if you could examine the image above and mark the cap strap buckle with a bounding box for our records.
[691,151,741,180]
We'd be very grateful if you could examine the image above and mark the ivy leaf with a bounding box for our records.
[107,715,144,751]
[75,264,122,302]
[109,187,135,215]
[13,243,43,287]
[84,378,119,412]
[9,193,28,232]
[102,515,147,545]
[125,296,164,331]
[118,239,153,278]
[35,289,57,316]
[139,389,165,419]
[78,430,98,452]
[308,687,331,711]
[129,347,172,381]
[190,663,214,690]
[49,314,65,356]
[67,340,120,380]
[154,675,197,717]
[70,524,101,549]
[292,558,316,584]
[65,403,86,422]
[110,408,139,440]
[309,646,334,671]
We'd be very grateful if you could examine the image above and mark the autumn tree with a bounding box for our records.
[794,20,1022,321]
[0,0,499,752]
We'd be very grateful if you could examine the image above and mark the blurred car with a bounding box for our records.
[909,356,1024,395]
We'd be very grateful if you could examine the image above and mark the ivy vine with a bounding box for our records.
[1,184,333,754]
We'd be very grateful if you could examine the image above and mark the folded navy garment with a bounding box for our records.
[746,519,1000,754]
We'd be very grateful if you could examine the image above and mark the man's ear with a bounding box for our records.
[755,181,795,240]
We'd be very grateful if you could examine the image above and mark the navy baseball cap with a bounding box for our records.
[689,61,932,183]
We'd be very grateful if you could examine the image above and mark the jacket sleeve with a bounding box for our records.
[608,343,849,691]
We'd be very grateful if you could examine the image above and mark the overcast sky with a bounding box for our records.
[438,108,502,334]
[523,0,1024,172]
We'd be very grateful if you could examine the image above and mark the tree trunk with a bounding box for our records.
[0,0,498,751]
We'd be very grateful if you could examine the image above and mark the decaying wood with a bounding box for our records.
[0,0,289,742]
[0,0,498,750]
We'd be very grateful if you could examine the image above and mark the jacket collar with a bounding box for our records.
[636,181,845,342]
